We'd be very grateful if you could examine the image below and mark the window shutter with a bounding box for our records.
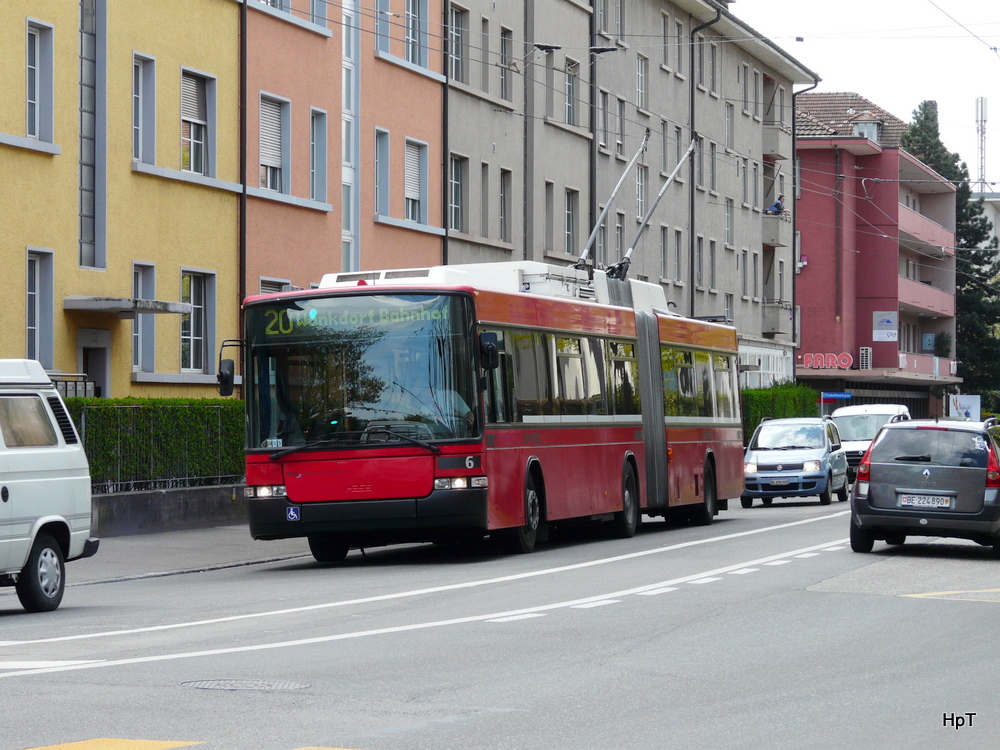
[260,98,282,167]
[404,142,421,200]
[181,74,207,122]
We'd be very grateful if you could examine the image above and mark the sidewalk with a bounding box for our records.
[69,525,311,586]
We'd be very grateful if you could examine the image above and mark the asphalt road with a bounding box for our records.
[2,498,999,750]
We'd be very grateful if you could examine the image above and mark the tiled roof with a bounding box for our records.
[795,92,908,146]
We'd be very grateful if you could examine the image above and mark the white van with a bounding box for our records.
[0,360,98,612]
[831,404,911,481]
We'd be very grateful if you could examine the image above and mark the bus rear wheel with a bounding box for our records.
[690,462,717,526]
[308,534,350,563]
[611,465,639,538]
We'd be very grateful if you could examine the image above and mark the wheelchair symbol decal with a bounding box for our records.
[286,507,301,521]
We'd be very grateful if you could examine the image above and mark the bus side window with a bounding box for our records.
[483,329,512,424]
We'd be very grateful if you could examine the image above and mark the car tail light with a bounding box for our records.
[987,446,1000,487]
[856,444,873,481]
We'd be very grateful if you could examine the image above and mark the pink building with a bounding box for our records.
[794,93,960,417]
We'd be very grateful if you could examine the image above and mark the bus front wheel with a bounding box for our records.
[690,462,717,526]
[308,534,350,563]
[507,473,541,554]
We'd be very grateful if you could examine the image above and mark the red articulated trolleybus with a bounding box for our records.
[218,261,744,561]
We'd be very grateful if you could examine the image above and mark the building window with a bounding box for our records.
[695,35,704,87]
[404,139,426,223]
[752,162,760,207]
[375,0,390,53]
[741,249,748,295]
[709,42,718,92]
[675,125,683,167]
[616,97,625,156]
[481,162,490,237]
[181,72,208,175]
[636,55,648,110]
[615,212,625,258]
[500,168,512,242]
[636,165,647,219]
[449,155,467,231]
[674,20,684,73]
[709,142,717,191]
[615,0,625,39]
[449,6,468,83]
[724,293,733,322]
[26,22,54,141]
[26,250,54,368]
[661,14,670,67]
[696,236,704,286]
[79,6,99,268]
[405,0,425,67]
[753,70,761,117]
[741,158,749,204]
[565,189,578,254]
[259,96,286,192]
[374,129,389,215]
[597,213,607,267]
[725,198,734,245]
[660,226,669,279]
[599,92,609,148]
[709,240,716,289]
[565,60,579,126]
[742,64,750,112]
[725,102,734,149]
[753,252,760,297]
[499,27,513,101]
[854,122,880,142]
[133,264,155,373]
[181,272,206,372]
[674,229,683,282]
[132,56,155,163]
[310,109,327,202]
[695,137,704,186]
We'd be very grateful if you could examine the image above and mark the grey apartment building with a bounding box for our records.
[444,0,817,386]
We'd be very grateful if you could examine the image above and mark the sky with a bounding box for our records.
[733,0,1000,190]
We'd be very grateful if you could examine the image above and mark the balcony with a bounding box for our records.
[897,352,958,378]
[762,211,791,247]
[899,205,954,255]
[762,122,792,161]
[897,276,955,318]
[762,299,792,337]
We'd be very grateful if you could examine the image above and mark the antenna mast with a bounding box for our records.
[976,97,987,192]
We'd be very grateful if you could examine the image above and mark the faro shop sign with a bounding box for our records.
[802,352,854,369]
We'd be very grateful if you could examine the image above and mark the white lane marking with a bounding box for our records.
[823,546,846,551]
[572,600,620,609]
[0,536,850,679]
[637,587,678,595]
[0,511,850,648]
[795,553,820,558]
[486,614,546,623]
[764,560,791,566]
[0,660,101,668]
[687,578,722,584]
[728,569,758,575]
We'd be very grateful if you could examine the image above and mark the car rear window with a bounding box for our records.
[869,428,990,468]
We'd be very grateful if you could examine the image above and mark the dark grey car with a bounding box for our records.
[850,418,1000,553]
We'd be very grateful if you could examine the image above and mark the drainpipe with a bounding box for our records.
[688,8,721,318]
[790,77,818,352]
[442,4,450,265]
[834,144,843,325]
[238,0,247,339]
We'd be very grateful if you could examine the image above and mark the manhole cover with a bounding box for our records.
[182,679,309,691]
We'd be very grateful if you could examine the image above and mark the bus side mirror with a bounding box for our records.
[217,359,235,397]
[479,332,499,370]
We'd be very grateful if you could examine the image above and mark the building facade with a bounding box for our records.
[795,92,961,417]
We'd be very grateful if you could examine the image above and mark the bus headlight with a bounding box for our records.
[434,476,488,490]
[245,485,288,498]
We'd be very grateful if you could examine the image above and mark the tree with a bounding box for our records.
[900,101,1000,395]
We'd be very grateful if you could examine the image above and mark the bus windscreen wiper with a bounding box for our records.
[268,434,362,460]
[363,429,441,453]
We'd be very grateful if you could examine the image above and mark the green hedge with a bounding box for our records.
[740,383,820,445]
[64,398,245,493]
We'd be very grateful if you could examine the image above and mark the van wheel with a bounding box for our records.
[16,534,65,612]
[611,466,639,538]
[691,463,717,526]
[307,534,350,563]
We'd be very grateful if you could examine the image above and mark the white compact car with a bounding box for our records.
[0,360,98,612]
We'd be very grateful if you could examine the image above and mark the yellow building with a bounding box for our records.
[0,0,240,398]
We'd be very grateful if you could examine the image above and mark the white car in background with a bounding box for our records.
[831,404,910,482]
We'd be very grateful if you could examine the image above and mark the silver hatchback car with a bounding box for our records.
[850,418,1000,553]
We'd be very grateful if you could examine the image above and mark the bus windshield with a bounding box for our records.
[244,293,478,450]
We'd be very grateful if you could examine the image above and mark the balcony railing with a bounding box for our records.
[763,121,792,161]
[762,211,791,247]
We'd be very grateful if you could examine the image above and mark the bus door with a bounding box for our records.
[636,311,668,509]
